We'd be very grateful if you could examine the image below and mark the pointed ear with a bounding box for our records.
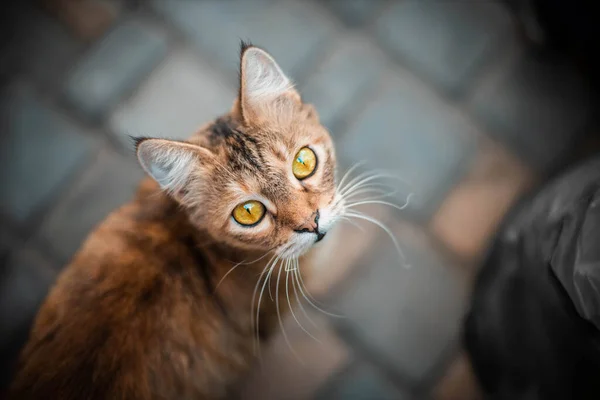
[135,138,210,195]
[236,43,301,123]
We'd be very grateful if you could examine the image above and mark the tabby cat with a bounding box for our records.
[8,43,342,399]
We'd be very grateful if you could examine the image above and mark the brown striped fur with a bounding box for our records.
[8,43,339,399]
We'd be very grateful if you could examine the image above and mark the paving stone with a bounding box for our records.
[109,50,235,147]
[152,0,335,84]
[324,0,385,26]
[64,18,168,120]
[36,147,144,263]
[332,223,469,383]
[430,137,535,262]
[337,74,476,221]
[315,361,414,400]
[0,243,57,389]
[375,0,512,95]
[471,52,593,172]
[302,36,385,135]
[0,3,83,92]
[0,83,95,226]
[239,313,350,400]
[40,0,119,41]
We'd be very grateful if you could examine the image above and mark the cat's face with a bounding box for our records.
[136,43,342,259]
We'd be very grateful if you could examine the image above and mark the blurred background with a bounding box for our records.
[1,0,599,399]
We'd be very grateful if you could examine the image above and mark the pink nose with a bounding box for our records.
[294,210,319,233]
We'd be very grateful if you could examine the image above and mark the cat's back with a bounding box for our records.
[8,180,250,400]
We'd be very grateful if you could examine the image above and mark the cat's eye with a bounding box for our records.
[292,147,317,180]
[232,200,266,226]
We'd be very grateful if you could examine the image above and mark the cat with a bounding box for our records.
[7,42,343,400]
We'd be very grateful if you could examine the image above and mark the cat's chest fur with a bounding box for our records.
[8,181,295,400]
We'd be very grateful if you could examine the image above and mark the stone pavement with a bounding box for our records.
[0,0,597,398]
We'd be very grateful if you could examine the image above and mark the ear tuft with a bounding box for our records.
[136,139,200,193]
[239,39,254,57]
[130,135,151,151]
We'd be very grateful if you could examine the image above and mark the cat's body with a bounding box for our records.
[10,179,258,399]
[8,44,341,399]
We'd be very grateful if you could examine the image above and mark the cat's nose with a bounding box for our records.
[294,210,320,234]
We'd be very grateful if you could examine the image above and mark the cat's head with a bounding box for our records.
[135,42,342,259]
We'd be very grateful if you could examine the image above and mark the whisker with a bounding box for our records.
[216,251,273,290]
[251,255,277,356]
[340,173,405,198]
[296,262,332,309]
[286,259,321,343]
[253,255,280,356]
[268,253,283,301]
[293,268,344,318]
[338,216,366,232]
[344,211,410,267]
[338,169,397,194]
[336,160,368,192]
[343,186,394,199]
[276,259,303,363]
[344,193,414,212]
[291,259,321,331]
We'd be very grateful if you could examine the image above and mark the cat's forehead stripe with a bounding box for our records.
[208,117,264,173]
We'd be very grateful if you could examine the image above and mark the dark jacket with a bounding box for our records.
[465,156,600,400]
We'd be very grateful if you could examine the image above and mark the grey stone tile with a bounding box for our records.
[0,3,83,92]
[471,53,593,172]
[324,0,385,26]
[64,18,168,120]
[332,226,469,383]
[337,74,476,221]
[152,0,335,83]
[302,36,385,135]
[0,83,95,225]
[375,0,512,95]
[316,360,414,400]
[109,50,235,147]
[36,147,144,263]
[0,244,56,388]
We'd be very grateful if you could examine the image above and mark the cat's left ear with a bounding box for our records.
[235,42,301,123]
[134,138,212,198]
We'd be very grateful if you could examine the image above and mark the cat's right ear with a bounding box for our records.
[234,41,301,124]
[134,138,211,195]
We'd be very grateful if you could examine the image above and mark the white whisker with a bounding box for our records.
[267,254,283,301]
[251,254,277,356]
[344,211,410,267]
[276,259,302,363]
[216,251,272,290]
[293,267,344,318]
[336,161,367,192]
[344,193,414,212]
[340,173,404,198]
[338,216,366,232]
[286,259,321,343]
[291,259,321,331]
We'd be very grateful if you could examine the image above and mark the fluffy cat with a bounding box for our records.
[7,42,342,399]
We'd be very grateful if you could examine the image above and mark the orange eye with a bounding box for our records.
[292,147,317,180]
[232,200,266,226]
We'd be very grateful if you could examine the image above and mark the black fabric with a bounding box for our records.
[465,156,600,400]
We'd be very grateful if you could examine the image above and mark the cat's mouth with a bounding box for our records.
[277,231,324,259]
